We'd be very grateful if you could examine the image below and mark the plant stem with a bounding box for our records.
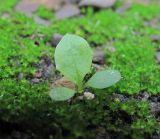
[77,83,83,93]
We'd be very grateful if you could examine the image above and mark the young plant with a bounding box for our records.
[49,34,121,101]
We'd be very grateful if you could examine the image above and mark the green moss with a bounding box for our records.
[35,6,55,20]
[107,35,160,94]
[0,10,54,128]
[0,15,54,78]
[0,1,160,138]
[125,4,160,20]
[107,96,160,138]
[0,0,18,12]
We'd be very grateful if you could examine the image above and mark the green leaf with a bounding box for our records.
[49,87,75,101]
[54,34,93,86]
[86,70,121,89]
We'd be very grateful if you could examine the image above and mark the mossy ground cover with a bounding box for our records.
[0,1,160,139]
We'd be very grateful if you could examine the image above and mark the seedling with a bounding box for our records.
[49,34,121,101]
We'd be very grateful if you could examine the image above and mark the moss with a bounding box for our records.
[107,35,160,94]
[125,4,160,20]
[0,19,53,78]
[0,1,160,138]
[35,6,55,20]
[0,0,18,13]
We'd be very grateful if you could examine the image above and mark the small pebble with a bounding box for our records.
[31,78,40,84]
[84,92,95,100]
[151,35,160,42]
[34,16,50,26]
[51,33,63,47]
[116,2,131,13]
[79,0,115,8]
[156,51,160,64]
[55,4,80,20]
[15,0,39,16]
[93,49,105,64]
[150,102,160,114]
[17,73,23,81]
[92,63,105,71]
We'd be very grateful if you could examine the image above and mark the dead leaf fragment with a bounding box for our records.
[52,77,76,89]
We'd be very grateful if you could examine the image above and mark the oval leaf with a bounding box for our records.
[49,87,75,101]
[54,34,93,85]
[86,70,121,89]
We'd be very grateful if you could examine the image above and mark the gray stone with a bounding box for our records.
[31,78,40,84]
[64,0,81,4]
[55,4,80,20]
[17,73,24,81]
[51,33,63,47]
[93,49,105,64]
[15,0,39,15]
[44,64,55,79]
[156,51,160,64]
[151,35,160,42]
[34,16,50,26]
[79,0,116,8]
[116,2,131,13]
[150,102,160,114]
